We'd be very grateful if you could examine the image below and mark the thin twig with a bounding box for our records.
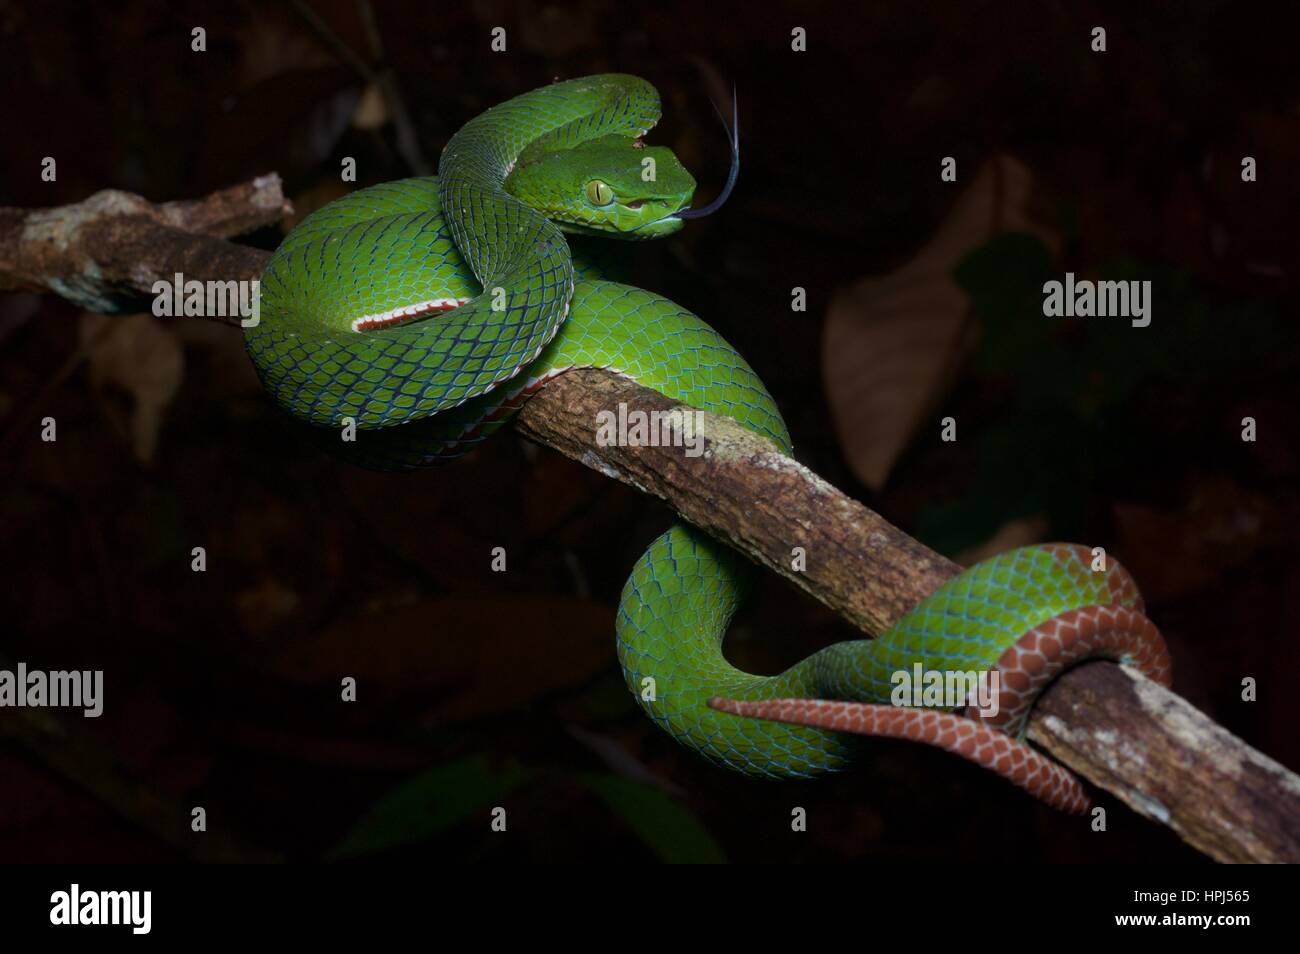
[356,0,434,176]
[0,654,282,863]
[289,0,433,175]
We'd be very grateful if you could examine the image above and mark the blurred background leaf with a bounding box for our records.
[580,774,726,864]
[329,756,527,859]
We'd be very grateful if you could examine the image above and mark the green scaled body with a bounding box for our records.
[246,75,1134,779]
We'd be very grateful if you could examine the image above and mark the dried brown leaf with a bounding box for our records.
[81,313,184,464]
[822,155,1058,490]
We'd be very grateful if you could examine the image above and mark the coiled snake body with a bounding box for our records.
[246,75,1170,813]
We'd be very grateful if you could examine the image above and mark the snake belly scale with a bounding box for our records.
[246,74,1170,813]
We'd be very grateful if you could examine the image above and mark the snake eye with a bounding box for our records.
[585,180,613,206]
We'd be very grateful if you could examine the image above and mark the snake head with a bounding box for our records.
[504,134,696,239]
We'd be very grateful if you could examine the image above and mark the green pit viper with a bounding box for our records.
[246,74,1170,813]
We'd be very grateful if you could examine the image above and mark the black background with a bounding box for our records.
[1,0,1297,863]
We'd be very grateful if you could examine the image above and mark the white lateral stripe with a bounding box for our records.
[351,298,469,332]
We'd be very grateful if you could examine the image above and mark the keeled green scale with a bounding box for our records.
[246,75,1153,784]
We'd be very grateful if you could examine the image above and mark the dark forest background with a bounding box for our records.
[1,0,1297,862]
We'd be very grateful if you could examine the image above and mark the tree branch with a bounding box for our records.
[0,176,287,316]
[514,368,958,634]
[3,180,1297,863]
[513,369,1300,863]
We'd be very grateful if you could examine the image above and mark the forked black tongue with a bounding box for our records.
[674,86,739,220]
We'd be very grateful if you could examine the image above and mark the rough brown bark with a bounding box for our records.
[1028,662,1300,863]
[514,368,960,633]
[513,368,1300,863]
[4,181,1299,863]
[0,176,287,317]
